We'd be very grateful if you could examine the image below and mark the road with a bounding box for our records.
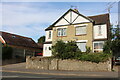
[0,63,120,80]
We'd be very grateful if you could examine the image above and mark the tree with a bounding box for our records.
[103,24,120,57]
[37,36,45,44]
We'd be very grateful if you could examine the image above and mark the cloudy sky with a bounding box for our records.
[0,1,118,42]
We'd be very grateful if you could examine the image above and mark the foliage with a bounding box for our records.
[52,40,81,59]
[52,40,110,63]
[37,36,45,44]
[76,53,111,63]
[103,40,112,54]
[85,46,91,53]
[2,45,13,60]
[103,24,120,57]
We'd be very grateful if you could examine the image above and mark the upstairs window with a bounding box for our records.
[57,28,66,36]
[98,26,102,36]
[48,31,51,39]
[75,26,86,35]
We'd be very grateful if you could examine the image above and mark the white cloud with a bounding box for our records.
[1,3,63,26]
[1,3,65,42]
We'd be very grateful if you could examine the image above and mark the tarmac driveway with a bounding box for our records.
[0,62,119,79]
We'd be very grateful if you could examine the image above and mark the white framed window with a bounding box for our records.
[48,31,51,39]
[93,41,104,52]
[75,26,86,35]
[57,28,67,36]
[76,42,86,52]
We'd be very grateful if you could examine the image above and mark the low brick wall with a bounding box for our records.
[26,56,112,71]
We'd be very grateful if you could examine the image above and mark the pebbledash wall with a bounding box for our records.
[26,56,112,71]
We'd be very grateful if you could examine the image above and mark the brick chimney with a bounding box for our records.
[73,9,79,13]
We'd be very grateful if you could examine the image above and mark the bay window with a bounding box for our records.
[93,41,104,52]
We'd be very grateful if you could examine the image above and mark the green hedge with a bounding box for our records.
[76,53,111,63]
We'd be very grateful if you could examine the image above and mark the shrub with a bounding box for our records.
[52,40,81,59]
[85,46,91,53]
[76,52,111,63]
[52,40,111,63]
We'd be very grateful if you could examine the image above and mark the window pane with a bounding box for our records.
[99,43,103,49]
[49,31,51,39]
[76,42,86,52]
[76,26,86,35]
[58,29,61,36]
[61,29,63,36]
[57,28,66,36]
[63,29,65,36]
[94,42,104,52]
[98,26,102,35]
[94,43,98,49]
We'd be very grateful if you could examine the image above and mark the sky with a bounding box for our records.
[0,1,119,42]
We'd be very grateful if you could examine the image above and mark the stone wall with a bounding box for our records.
[26,56,112,71]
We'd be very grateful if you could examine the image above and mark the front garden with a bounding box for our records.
[51,40,111,63]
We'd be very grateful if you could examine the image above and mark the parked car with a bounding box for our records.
[35,52,43,56]
[113,57,120,65]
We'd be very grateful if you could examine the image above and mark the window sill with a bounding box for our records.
[48,38,51,39]
[57,36,67,37]
[75,34,87,36]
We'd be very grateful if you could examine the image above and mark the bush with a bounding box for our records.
[85,46,91,53]
[2,45,13,60]
[52,40,111,63]
[76,53,111,63]
[52,40,81,59]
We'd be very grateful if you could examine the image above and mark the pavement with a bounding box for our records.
[0,62,120,80]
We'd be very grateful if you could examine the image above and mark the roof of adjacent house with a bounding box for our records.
[88,13,110,25]
[0,31,42,49]
[37,43,43,49]
[45,9,110,31]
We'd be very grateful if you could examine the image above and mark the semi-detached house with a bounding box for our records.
[43,9,110,56]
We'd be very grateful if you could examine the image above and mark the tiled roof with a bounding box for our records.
[88,13,110,25]
[37,43,43,48]
[1,31,41,49]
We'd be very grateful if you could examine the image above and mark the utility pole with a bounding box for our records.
[106,2,116,14]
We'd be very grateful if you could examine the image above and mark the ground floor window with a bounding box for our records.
[93,41,104,52]
[76,42,86,52]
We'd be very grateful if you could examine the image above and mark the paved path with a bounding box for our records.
[0,63,119,79]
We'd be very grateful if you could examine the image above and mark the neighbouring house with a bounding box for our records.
[0,31,43,59]
[43,8,110,56]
